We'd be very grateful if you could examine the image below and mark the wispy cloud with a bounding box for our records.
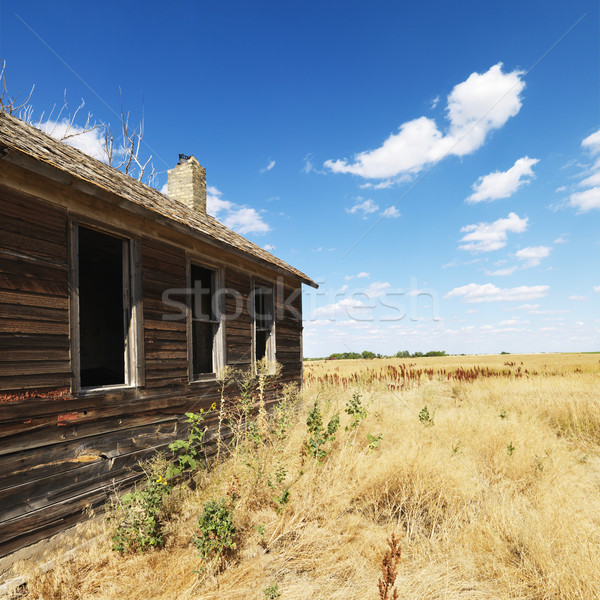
[345,272,370,281]
[445,283,549,303]
[260,159,276,173]
[442,258,480,269]
[302,152,326,174]
[569,129,600,212]
[324,63,525,179]
[485,266,518,276]
[459,212,528,252]
[346,197,379,216]
[363,281,391,297]
[312,297,372,319]
[515,245,551,267]
[466,156,539,203]
[381,206,401,218]
[359,179,397,190]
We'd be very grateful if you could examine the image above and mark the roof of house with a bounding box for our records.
[0,112,316,287]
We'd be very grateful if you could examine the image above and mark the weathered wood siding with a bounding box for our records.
[276,283,303,384]
[0,190,304,557]
[224,267,253,371]
[142,240,188,389]
[0,188,70,397]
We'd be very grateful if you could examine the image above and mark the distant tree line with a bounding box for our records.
[304,350,448,361]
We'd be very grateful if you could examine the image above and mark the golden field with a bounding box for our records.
[16,353,600,599]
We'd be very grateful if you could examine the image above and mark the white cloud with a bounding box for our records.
[346,198,379,216]
[345,271,370,281]
[485,266,517,276]
[445,283,549,303]
[459,212,528,252]
[569,187,600,212]
[324,63,525,179]
[360,179,397,190]
[302,154,315,173]
[312,297,372,319]
[568,129,600,212]
[381,206,401,218]
[553,235,568,244]
[38,120,108,162]
[515,245,551,267]
[222,207,270,234]
[431,95,440,109]
[594,286,600,293]
[579,171,600,188]
[260,159,276,173]
[582,129,600,154]
[207,186,234,215]
[263,243,275,251]
[514,303,540,310]
[466,156,539,203]
[499,319,529,326]
[568,295,588,301]
[205,186,270,234]
[442,258,480,269]
[363,281,391,298]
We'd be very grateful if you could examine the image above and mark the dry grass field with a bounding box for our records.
[14,353,600,599]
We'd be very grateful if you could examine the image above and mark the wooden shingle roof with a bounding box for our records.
[0,112,316,287]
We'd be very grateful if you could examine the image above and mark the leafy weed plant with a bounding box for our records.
[264,583,281,599]
[195,497,237,562]
[110,458,172,553]
[345,392,368,430]
[418,405,435,427]
[304,401,339,460]
[166,410,210,479]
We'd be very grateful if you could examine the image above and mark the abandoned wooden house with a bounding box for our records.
[0,112,316,557]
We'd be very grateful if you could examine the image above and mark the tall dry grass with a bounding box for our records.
[15,353,600,599]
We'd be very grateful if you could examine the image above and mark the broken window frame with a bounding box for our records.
[68,218,143,394]
[253,280,276,367]
[187,258,224,382]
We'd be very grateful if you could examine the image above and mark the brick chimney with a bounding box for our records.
[167,154,207,214]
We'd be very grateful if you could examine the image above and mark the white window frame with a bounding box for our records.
[187,258,225,382]
[252,280,276,368]
[69,218,143,395]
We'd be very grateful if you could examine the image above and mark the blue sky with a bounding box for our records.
[1,1,598,356]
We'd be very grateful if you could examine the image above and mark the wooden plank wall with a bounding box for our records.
[276,284,303,384]
[0,188,70,397]
[142,239,188,389]
[224,267,253,371]
[0,190,304,558]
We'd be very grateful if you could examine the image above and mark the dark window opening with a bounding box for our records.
[254,286,274,362]
[191,264,218,378]
[255,329,268,361]
[79,227,129,388]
